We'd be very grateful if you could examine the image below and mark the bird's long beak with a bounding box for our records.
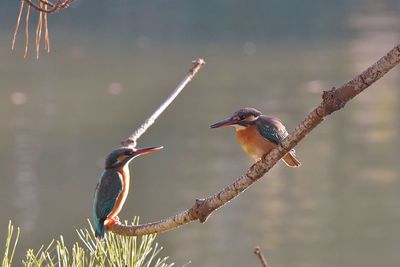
[210,117,236,128]
[133,146,163,156]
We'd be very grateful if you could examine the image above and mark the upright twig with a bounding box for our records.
[108,43,400,236]
[254,246,270,267]
[120,58,206,148]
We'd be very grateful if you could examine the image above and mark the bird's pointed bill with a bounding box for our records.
[210,117,236,128]
[133,146,163,155]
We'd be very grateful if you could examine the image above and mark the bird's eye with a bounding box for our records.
[239,115,247,120]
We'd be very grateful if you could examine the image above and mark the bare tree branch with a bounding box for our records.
[254,246,270,267]
[121,58,206,148]
[12,0,73,58]
[24,0,73,14]
[108,43,400,236]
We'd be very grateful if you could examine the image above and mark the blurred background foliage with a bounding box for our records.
[0,1,400,266]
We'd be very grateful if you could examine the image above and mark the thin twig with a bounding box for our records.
[108,43,400,236]
[24,5,30,58]
[254,246,270,267]
[12,0,70,58]
[11,0,24,51]
[35,2,43,59]
[44,5,50,52]
[120,58,206,148]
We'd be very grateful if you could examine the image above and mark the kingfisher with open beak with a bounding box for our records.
[211,107,300,167]
[93,146,163,239]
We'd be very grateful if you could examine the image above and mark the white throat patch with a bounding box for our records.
[233,124,246,131]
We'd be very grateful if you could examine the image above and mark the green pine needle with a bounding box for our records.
[2,219,175,267]
[2,221,20,267]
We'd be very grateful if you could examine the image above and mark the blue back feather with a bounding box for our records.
[93,170,123,239]
[255,116,288,144]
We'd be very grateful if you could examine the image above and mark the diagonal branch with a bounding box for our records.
[109,43,400,236]
[120,58,205,148]
[254,246,270,267]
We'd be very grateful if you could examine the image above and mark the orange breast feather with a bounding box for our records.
[106,166,130,222]
[236,126,277,160]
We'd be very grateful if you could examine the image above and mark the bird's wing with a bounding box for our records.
[255,116,289,144]
[94,170,123,221]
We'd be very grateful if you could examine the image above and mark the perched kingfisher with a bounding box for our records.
[210,107,300,167]
[93,146,163,239]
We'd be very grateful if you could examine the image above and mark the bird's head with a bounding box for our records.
[105,146,163,169]
[210,107,262,130]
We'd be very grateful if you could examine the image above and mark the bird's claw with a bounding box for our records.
[105,216,121,227]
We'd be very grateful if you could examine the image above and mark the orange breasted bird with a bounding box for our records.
[93,146,163,239]
[210,107,300,167]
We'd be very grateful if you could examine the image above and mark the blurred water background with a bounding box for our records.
[0,1,400,266]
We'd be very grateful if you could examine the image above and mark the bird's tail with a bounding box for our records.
[95,220,105,240]
[282,150,301,167]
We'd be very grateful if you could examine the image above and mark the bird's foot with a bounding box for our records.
[104,216,121,227]
[113,216,120,223]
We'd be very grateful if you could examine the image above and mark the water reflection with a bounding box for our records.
[13,120,39,233]
[0,5,400,267]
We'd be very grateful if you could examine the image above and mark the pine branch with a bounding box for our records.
[108,43,400,236]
